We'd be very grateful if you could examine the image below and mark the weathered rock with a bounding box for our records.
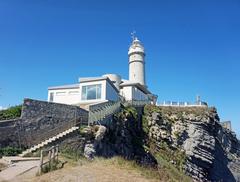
[94,125,107,141]
[84,108,158,167]
[144,105,240,182]
[84,143,96,160]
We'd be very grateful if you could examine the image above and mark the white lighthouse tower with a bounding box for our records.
[128,34,146,86]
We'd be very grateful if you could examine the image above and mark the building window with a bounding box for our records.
[81,84,102,100]
[69,91,79,95]
[49,92,54,102]
[56,92,66,96]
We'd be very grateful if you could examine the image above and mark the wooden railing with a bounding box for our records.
[38,145,59,174]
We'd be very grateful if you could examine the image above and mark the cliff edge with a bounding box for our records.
[144,105,240,182]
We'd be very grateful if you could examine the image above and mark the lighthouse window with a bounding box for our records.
[81,84,102,100]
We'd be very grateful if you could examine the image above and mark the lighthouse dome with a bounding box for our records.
[128,37,145,56]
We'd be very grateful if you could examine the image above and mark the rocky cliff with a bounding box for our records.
[60,107,157,167]
[144,105,240,182]
[60,105,240,182]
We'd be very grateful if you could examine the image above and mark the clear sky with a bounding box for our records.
[0,0,239,136]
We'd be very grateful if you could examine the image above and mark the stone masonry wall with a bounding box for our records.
[0,99,89,149]
[0,119,21,148]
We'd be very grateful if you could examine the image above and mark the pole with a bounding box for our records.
[39,150,43,174]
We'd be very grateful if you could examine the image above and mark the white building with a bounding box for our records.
[48,36,157,106]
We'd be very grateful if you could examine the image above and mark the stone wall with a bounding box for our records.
[0,99,89,149]
[0,119,21,148]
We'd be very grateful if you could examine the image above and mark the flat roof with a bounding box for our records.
[49,76,119,93]
[120,81,152,94]
[48,84,79,90]
[79,76,107,83]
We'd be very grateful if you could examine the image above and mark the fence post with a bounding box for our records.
[48,149,52,169]
[56,145,59,162]
[52,147,55,162]
[38,150,43,174]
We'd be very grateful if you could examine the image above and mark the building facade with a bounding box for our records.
[48,36,157,106]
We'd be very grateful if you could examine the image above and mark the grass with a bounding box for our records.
[37,159,67,176]
[93,157,163,181]
[59,155,190,182]
[60,147,84,162]
[155,154,192,182]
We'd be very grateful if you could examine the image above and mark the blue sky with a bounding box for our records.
[0,0,239,136]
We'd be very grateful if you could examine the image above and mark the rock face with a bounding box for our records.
[59,105,239,181]
[86,108,157,167]
[60,107,157,167]
[144,105,240,182]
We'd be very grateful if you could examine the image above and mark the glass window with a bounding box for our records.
[69,91,79,95]
[96,85,101,99]
[56,92,66,96]
[82,86,87,100]
[81,84,102,100]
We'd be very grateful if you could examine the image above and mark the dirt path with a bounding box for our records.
[0,160,39,182]
[14,159,158,182]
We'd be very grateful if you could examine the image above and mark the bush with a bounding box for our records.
[0,105,22,120]
[61,147,83,161]
[116,106,138,120]
[0,147,22,158]
[142,115,149,134]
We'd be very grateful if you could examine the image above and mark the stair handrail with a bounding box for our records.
[88,100,121,125]
[22,115,88,148]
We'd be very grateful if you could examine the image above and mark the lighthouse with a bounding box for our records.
[128,35,146,86]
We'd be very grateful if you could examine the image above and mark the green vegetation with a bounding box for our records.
[143,104,190,181]
[79,125,89,136]
[173,131,181,139]
[152,141,186,172]
[94,157,165,181]
[116,106,138,120]
[144,104,162,115]
[142,114,149,134]
[155,154,191,182]
[0,147,22,158]
[40,160,63,174]
[0,105,22,120]
[61,147,83,161]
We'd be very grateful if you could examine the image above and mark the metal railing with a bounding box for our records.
[88,100,152,125]
[21,115,88,148]
[159,101,208,107]
[123,100,151,107]
[88,101,121,125]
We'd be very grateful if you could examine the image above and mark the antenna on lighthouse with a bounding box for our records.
[131,31,136,41]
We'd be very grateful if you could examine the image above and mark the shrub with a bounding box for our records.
[142,115,149,134]
[115,106,138,121]
[0,105,22,120]
[61,147,83,161]
[0,147,22,158]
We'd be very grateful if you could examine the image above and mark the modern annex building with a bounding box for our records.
[47,36,157,107]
